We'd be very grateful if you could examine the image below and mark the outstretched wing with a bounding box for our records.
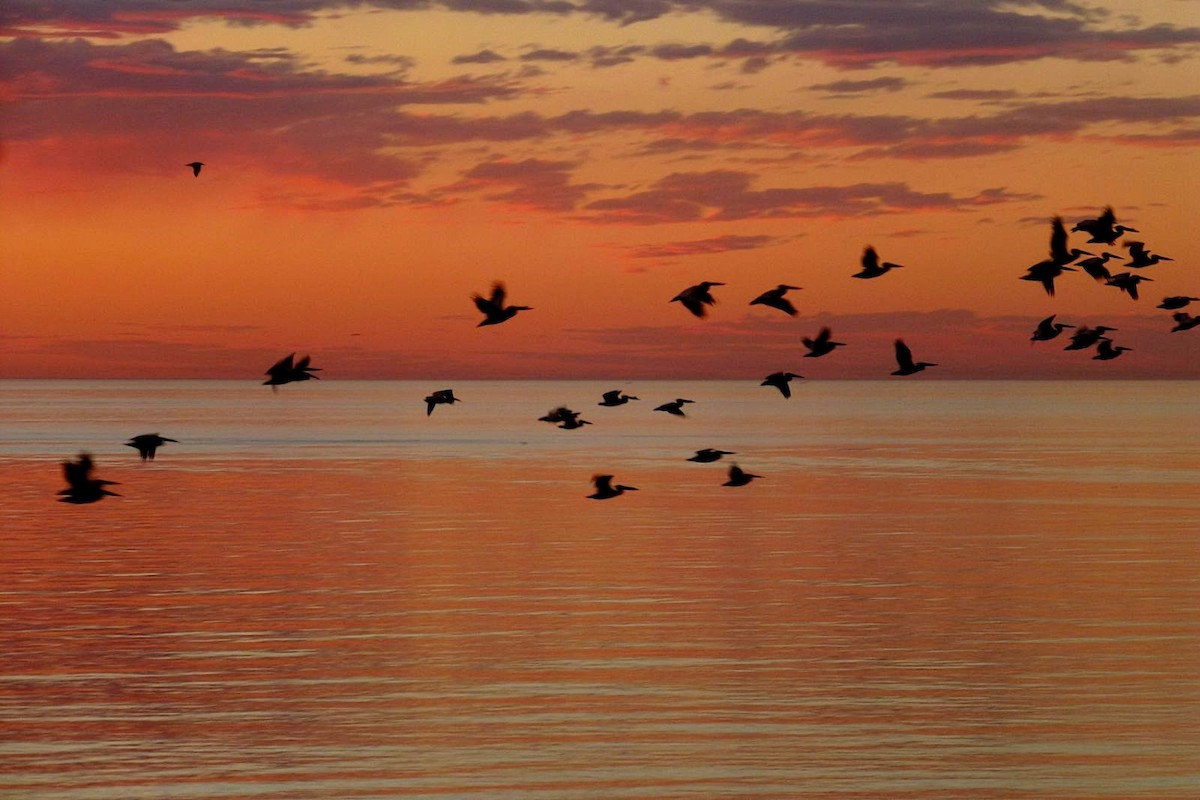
[894,339,915,370]
[266,353,295,377]
[592,474,614,493]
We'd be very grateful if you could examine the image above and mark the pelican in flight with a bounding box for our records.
[186,161,205,177]
[539,406,580,425]
[473,281,531,326]
[598,390,638,407]
[654,398,695,417]
[1170,312,1200,333]
[671,281,724,318]
[588,474,638,500]
[1063,325,1116,350]
[424,389,461,416]
[853,246,904,279]
[761,371,803,399]
[1093,339,1131,360]
[558,415,593,430]
[1105,272,1152,300]
[1020,259,1075,297]
[749,284,802,316]
[891,339,937,376]
[1158,296,1200,310]
[264,353,321,389]
[58,453,120,504]
[1048,215,1091,266]
[802,327,846,358]
[1123,241,1173,269]
[723,464,761,487]
[125,433,178,461]
[688,448,734,463]
[1072,207,1137,245]
[1030,315,1074,343]
[1073,252,1121,283]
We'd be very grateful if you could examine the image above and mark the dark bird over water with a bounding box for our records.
[1072,207,1137,245]
[688,448,734,463]
[654,398,695,417]
[891,339,937,376]
[588,474,638,500]
[1063,325,1116,350]
[723,464,761,487]
[598,390,638,407]
[853,246,904,279]
[761,371,803,399]
[263,353,321,389]
[424,389,461,416]
[1123,241,1173,269]
[1031,314,1074,343]
[1158,296,1200,310]
[1170,312,1200,333]
[473,281,531,326]
[1093,339,1131,360]
[558,415,593,430]
[125,433,177,461]
[749,284,802,316]
[802,326,846,358]
[539,406,581,425]
[186,161,205,177]
[59,453,120,504]
[671,281,724,318]
[1105,272,1152,300]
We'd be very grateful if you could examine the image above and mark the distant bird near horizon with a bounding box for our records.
[802,327,846,358]
[1073,252,1121,282]
[1158,296,1200,310]
[424,389,461,416]
[58,453,120,504]
[761,371,803,399]
[473,281,531,326]
[671,281,724,318]
[539,406,581,425]
[1093,339,1132,360]
[1064,325,1117,351]
[853,245,903,279]
[1072,206,1137,245]
[125,433,177,461]
[654,398,694,417]
[891,339,937,376]
[588,474,638,500]
[1031,314,1074,343]
[1105,272,1152,300]
[186,161,205,177]
[558,415,592,430]
[688,448,734,463]
[723,464,761,487]
[1170,312,1200,333]
[263,353,320,389]
[1123,241,1173,269]
[598,390,638,407]
[749,284,802,316]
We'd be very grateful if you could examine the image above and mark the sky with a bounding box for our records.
[2,0,1198,379]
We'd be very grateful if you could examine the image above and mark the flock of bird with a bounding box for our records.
[57,178,1188,505]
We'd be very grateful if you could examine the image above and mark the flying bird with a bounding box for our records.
[1170,312,1200,333]
[588,474,638,500]
[722,464,762,487]
[688,448,735,463]
[539,406,581,425]
[598,390,638,407]
[748,284,802,316]
[1093,339,1132,360]
[1030,314,1074,343]
[1063,325,1117,351]
[1105,272,1152,300]
[1048,215,1091,266]
[1073,252,1121,282]
[424,389,461,416]
[671,281,724,318]
[654,398,695,417]
[1072,207,1137,245]
[558,415,593,430]
[473,281,531,326]
[186,161,205,177]
[1158,296,1200,310]
[891,339,937,376]
[1123,241,1173,269]
[802,327,846,358]
[125,433,178,461]
[58,453,120,504]
[761,371,803,399]
[1020,259,1075,297]
[263,353,321,389]
[853,246,904,279]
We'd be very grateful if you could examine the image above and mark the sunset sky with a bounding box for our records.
[2,0,1197,379]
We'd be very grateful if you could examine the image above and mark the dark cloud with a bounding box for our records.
[520,47,579,62]
[451,48,508,64]
[810,77,909,95]
[623,233,786,260]
[455,157,602,211]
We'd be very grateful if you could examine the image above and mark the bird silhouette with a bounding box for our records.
[1071,207,1137,245]
[891,339,937,376]
[1020,259,1075,297]
[1093,339,1131,360]
[688,448,735,463]
[1158,296,1200,310]
[1123,241,1173,269]
[263,353,321,389]
[1105,272,1152,300]
[424,389,461,416]
[1063,325,1116,350]
[588,474,638,499]
[558,415,593,430]
[539,406,581,425]
[1170,312,1200,333]
[1049,216,1091,266]
[186,161,205,177]
[853,246,903,279]
[671,281,724,318]
[125,433,178,461]
[472,281,531,326]
[1073,252,1121,282]
[58,453,120,504]
[723,464,761,487]
[748,284,802,316]
[1031,315,1075,343]
[598,390,638,407]
[802,327,846,358]
[761,371,803,399]
[654,398,695,416]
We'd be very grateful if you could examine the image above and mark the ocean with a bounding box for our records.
[1,379,1198,798]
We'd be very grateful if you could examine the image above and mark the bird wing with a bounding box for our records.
[677,294,706,318]
[266,353,295,377]
[472,293,498,315]
[1049,216,1069,263]
[489,281,507,307]
[894,339,915,370]
[592,474,614,493]
[601,390,620,403]
[861,246,879,271]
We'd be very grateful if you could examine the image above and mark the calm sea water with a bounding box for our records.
[1,380,1198,799]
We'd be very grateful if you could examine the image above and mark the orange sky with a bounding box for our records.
[2,0,1198,378]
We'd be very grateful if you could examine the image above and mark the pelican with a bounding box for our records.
[1158,296,1200,310]
[891,339,937,376]
[1072,207,1137,245]
[598,390,638,407]
[1073,252,1121,282]
[263,353,321,389]
[1105,272,1152,300]
[1063,325,1116,350]
[1020,259,1075,297]
[688,448,734,463]
[853,246,903,279]
[802,327,846,358]
[1171,312,1200,333]
[539,406,580,424]
[761,371,803,399]
[125,433,178,461]
[654,398,694,416]
[1093,339,1131,360]
[58,453,120,504]
[424,389,461,416]
[1123,241,1173,269]
[1030,314,1074,343]
[1049,216,1091,266]
[588,474,638,500]
[749,284,802,316]
[473,281,531,326]
[558,416,593,430]
[671,281,724,318]
[186,161,205,177]
[723,464,761,487]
